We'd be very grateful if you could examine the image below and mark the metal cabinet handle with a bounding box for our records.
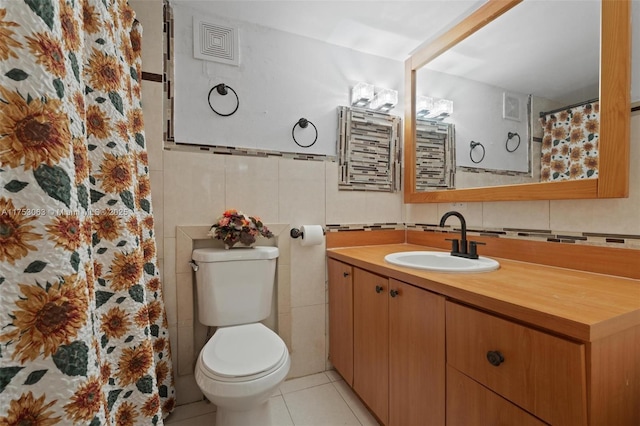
[486,350,505,367]
[343,272,350,277]
[375,285,384,293]
[389,289,399,298]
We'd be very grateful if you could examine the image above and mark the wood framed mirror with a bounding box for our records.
[404,0,630,203]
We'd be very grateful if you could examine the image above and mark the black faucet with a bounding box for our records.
[439,211,484,259]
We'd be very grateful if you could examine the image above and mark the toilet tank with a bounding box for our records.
[192,246,279,326]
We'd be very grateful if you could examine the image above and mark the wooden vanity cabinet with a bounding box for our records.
[327,258,354,385]
[352,268,446,426]
[327,246,640,426]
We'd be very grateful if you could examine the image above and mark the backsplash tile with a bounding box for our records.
[325,223,405,232]
[331,222,640,250]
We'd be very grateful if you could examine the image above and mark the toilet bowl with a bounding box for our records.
[195,323,290,425]
[191,247,290,426]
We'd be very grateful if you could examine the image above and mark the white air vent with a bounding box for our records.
[193,17,239,66]
[503,92,521,122]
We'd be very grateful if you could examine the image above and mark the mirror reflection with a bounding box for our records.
[415,0,600,190]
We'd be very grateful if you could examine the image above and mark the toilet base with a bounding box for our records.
[216,401,271,426]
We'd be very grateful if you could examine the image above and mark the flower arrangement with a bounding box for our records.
[209,209,273,248]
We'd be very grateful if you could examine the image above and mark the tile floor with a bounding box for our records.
[164,371,380,426]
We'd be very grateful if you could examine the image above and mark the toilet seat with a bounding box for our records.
[199,323,288,382]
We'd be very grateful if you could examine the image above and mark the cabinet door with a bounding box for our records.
[354,268,389,425]
[327,259,354,385]
[447,366,547,426]
[389,280,445,426]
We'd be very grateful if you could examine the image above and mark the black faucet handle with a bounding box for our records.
[468,241,486,259]
[445,238,460,254]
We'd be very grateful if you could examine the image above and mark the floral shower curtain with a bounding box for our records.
[539,101,600,182]
[0,0,175,424]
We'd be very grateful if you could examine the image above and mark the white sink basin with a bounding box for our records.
[384,251,499,273]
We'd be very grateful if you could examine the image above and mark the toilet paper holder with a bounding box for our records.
[290,227,325,239]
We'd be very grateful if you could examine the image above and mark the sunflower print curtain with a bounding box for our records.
[539,101,600,182]
[0,0,175,424]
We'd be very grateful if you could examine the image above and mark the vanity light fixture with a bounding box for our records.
[351,82,375,107]
[416,96,435,118]
[424,98,453,120]
[416,96,453,120]
[369,88,398,112]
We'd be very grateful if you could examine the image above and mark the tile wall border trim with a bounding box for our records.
[142,71,163,82]
[457,165,531,177]
[165,142,335,162]
[326,223,640,250]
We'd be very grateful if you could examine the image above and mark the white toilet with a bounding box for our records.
[192,246,290,426]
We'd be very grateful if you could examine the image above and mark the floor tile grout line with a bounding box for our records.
[279,372,333,395]
[329,380,367,426]
[279,391,296,425]
[280,380,331,395]
[279,373,334,425]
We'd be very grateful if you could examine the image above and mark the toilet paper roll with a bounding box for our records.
[300,225,324,246]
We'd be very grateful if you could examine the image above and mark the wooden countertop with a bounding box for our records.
[327,244,640,342]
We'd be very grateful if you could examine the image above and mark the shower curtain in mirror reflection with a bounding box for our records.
[0,1,175,424]
[540,101,599,182]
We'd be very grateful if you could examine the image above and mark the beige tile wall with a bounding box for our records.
[132,0,640,407]
[161,153,339,403]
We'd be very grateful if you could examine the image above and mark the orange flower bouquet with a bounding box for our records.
[209,209,273,248]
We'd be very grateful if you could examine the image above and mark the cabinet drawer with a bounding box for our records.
[446,302,587,426]
[447,366,547,426]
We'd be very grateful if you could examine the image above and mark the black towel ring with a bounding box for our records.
[292,118,318,148]
[505,132,521,152]
[470,141,485,164]
[207,84,239,117]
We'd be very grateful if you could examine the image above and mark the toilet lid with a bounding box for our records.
[201,323,287,378]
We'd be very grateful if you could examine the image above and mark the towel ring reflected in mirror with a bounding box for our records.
[470,141,485,164]
[505,132,521,153]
